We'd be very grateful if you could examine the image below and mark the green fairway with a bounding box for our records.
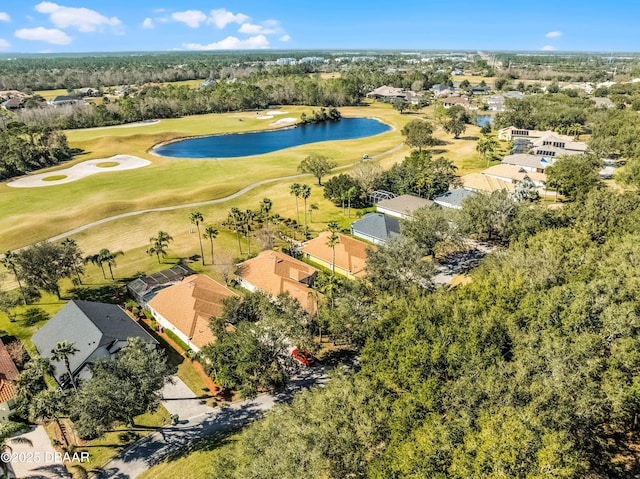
[0,103,483,274]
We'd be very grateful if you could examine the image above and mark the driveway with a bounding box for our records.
[92,365,329,478]
[7,425,70,479]
[160,376,211,420]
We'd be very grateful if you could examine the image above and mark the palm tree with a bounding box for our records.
[0,433,33,478]
[259,198,273,223]
[242,209,256,255]
[85,252,107,279]
[29,388,69,446]
[99,249,124,280]
[290,183,302,224]
[299,184,311,234]
[345,186,358,218]
[476,135,499,167]
[190,211,205,266]
[203,225,218,265]
[309,203,319,223]
[228,207,244,255]
[147,231,173,263]
[51,341,79,390]
[1,251,26,305]
[326,222,341,276]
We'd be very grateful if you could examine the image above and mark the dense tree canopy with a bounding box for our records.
[203,187,640,477]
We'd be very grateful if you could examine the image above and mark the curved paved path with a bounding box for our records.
[92,365,330,478]
[46,143,404,243]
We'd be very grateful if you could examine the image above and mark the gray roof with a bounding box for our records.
[502,154,552,170]
[350,213,401,242]
[434,188,477,209]
[32,300,157,386]
[376,194,432,216]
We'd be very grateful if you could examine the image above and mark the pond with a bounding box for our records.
[152,117,391,158]
[475,114,492,127]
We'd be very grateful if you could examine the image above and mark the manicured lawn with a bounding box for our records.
[137,431,240,479]
[0,103,483,292]
[76,405,169,473]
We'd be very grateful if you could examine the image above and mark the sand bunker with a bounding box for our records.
[269,117,297,126]
[8,155,151,188]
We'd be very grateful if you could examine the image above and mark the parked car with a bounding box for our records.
[291,348,315,367]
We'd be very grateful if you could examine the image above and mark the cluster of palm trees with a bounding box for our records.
[476,135,500,167]
[85,249,124,280]
[290,183,314,236]
[224,199,273,256]
[190,211,219,265]
[146,231,174,264]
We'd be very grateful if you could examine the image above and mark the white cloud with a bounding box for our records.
[0,39,9,49]
[546,31,562,38]
[208,9,249,29]
[172,10,207,28]
[238,20,283,35]
[541,45,556,51]
[0,12,10,22]
[279,34,291,42]
[35,2,121,32]
[15,26,72,45]
[184,34,269,50]
[142,17,154,29]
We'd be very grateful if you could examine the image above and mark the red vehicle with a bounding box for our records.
[291,348,315,367]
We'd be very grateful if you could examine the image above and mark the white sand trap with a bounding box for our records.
[8,154,151,188]
[256,115,274,120]
[269,117,297,126]
[268,110,289,115]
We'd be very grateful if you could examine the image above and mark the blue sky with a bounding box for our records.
[0,1,635,53]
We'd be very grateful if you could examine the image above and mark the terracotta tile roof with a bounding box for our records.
[301,232,371,277]
[461,173,516,193]
[148,275,237,350]
[236,250,319,313]
[0,339,18,404]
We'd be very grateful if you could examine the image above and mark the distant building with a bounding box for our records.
[48,96,82,107]
[442,96,470,108]
[276,57,296,65]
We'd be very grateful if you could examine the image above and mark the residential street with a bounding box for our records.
[92,365,330,478]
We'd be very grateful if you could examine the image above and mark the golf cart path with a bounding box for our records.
[46,142,404,243]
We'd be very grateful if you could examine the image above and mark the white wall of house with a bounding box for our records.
[147,306,200,352]
[351,229,386,245]
[375,206,410,220]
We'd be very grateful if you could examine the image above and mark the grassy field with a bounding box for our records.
[0,103,485,282]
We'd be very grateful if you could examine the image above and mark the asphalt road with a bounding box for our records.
[91,365,329,479]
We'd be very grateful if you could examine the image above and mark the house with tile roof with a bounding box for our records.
[460,173,516,193]
[147,275,237,352]
[0,338,19,421]
[32,300,157,388]
[350,213,401,245]
[301,232,371,279]
[376,194,433,219]
[236,250,318,314]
